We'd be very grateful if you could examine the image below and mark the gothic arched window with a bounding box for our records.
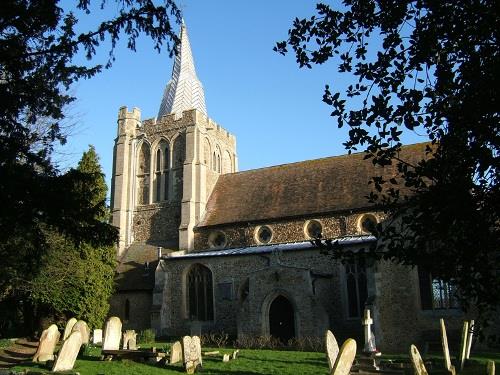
[155,148,162,202]
[137,142,151,205]
[187,264,214,321]
[124,299,130,321]
[154,140,170,202]
[345,258,368,318]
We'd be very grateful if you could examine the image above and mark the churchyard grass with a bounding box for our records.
[10,344,498,375]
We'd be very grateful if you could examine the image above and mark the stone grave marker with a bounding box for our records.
[409,344,429,375]
[63,318,77,341]
[52,331,83,372]
[325,329,339,371]
[32,324,60,362]
[71,320,90,345]
[122,330,137,350]
[331,338,357,375]
[487,360,495,375]
[222,354,230,362]
[170,341,182,364]
[458,320,469,371]
[103,316,122,351]
[231,349,239,360]
[465,320,474,360]
[362,308,378,354]
[440,318,456,375]
[182,335,202,374]
[93,329,103,345]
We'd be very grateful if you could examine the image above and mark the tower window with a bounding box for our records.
[187,264,214,321]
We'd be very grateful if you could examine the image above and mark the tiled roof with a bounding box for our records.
[198,143,430,227]
[165,235,376,260]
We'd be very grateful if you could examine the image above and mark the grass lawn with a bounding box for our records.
[10,343,499,374]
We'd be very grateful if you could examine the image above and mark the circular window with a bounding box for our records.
[208,231,227,248]
[305,220,323,239]
[255,225,273,244]
[359,214,378,234]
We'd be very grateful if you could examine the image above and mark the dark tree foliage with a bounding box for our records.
[0,0,181,335]
[276,1,499,321]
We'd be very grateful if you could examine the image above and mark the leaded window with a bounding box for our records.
[187,264,214,321]
[345,258,368,318]
[418,268,458,310]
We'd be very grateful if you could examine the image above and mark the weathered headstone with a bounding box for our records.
[170,341,183,364]
[63,318,77,341]
[103,316,122,351]
[52,331,83,372]
[182,335,202,374]
[440,318,456,375]
[93,329,103,345]
[32,324,60,362]
[465,319,474,360]
[409,344,429,375]
[71,320,90,345]
[458,320,469,370]
[325,329,340,371]
[222,354,230,362]
[122,330,137,350]
[362,308,378,354]
[487,360,495,375]
[231,349,239,360]
[331,338,357,375]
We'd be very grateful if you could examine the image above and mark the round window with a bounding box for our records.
[255,225,273,244]
[208,231,227,248]
[305,220,323,239]
[360,214,378,234]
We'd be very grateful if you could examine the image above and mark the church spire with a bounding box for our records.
[157,21,207,118]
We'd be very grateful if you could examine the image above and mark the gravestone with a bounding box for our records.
[362,308,378,354]
[122,330,137,350]
[32,324,60,362]
[52,331,82,372]
[487,360,495,375]
[71,320,90,345]
[331,338,357,375]
[103,316,122,351]
[325,329,340,371]
[170,341,182,364]
[93,329,103,345]
[63,318,77,341]
[409,344,429,375]
[458,320,469,370]
[222,354,230,362]
[440,318,456,375]
[465,320,474,360]
[182,335,202,374]
[231,349,239,360]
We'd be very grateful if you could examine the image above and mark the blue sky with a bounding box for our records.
[61,1,425,195]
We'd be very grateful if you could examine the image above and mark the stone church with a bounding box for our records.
[108,23,466,351]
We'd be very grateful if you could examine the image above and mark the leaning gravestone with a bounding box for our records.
[440,318,456,375]
[325,329,340,371]
[71,320,90,345]
[103,316,122,351]
[170,341,183,364]
[458,320,469,371]
[410,344,429,375]
[93,329,103,345]
[465,320,474,360]
[122,330,137,350]
[63,318,77,341]
[331,338,357,375]
[33,324,60,362]
[52,331,83,372]
[182,335,202,374]
[487,360,495,375]
[231,349,239,360]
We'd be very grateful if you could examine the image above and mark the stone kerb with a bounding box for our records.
[325,329,340,371]
[331,338,357,375]
[71,320,90,345]
[63,318,77,341]
[52,331,83,372]
[410,344,429,375]
[32,324,60,362]
[103,316,122,351]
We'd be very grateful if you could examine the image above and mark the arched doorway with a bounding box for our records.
[269,295,295,343]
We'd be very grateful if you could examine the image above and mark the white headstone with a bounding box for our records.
[63,318,77,341]
[182,335,202,374]
[231,349,239,360]
[325,330,340,370]
[331,338,357,375]
[409,344,429,375]
[52,331,83,372]
[122,330,137,350]
[92,329,103,345]
[487,360,495,375]
[362,308,377,353]
[71,320,90,345]
[465,320,474,360]
[458,321,469,370]
[440,318,456,374]
[170,341,182,364]
[103,316,122,351]
[222,354,230,362]
[32,324,60,362]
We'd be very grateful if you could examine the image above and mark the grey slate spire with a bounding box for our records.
[157,21,207,118]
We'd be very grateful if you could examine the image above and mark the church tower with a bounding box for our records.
[110,22,238,256]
